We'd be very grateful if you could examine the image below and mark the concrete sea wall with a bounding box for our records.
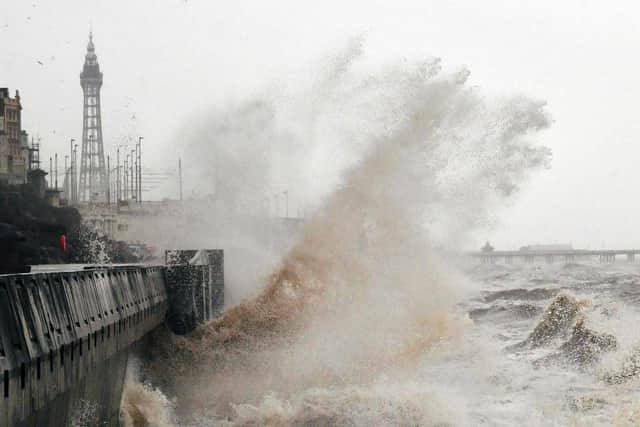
[165,249,224,335]
[0,266,168,427]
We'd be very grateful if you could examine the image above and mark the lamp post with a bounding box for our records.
[64,155,68,200]
[116,146,121,202]
[130,149,135,200]
[54,153,58,190]
[69,138,75,203]
[106,155,110,206]
[73,144,78,204]
[138,136,143,204]
[124,154,129,200]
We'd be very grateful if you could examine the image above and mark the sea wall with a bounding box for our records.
[164,249,224,335]
[0,266,168,427]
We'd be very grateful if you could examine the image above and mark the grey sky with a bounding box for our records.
[1,0,639,250]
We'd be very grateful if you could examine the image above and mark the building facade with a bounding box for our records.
[0,88,28,185]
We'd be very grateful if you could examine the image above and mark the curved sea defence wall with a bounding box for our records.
[0,266,168,427]
[165,249,224,335]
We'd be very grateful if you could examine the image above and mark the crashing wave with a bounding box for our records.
[520,294,586,349]
[534,317,617,368]
[510,294,617,368]
[126,39,551,424]
[221,382,461,427]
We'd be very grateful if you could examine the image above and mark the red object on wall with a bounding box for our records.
[59,235,67,252]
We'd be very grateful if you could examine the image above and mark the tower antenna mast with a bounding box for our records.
[79,31,108,203]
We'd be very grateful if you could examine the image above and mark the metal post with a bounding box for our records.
[107,155,110,206]
[124,155,129,200]
[138,136,143,204]
[64,155,68,199]
[69,139,74,202]
[116,147,120,202]
[54,153,58,190]
[49,157,52,189]
[73,144,78,204]
[130,149,135,200]
[133,148,137,202]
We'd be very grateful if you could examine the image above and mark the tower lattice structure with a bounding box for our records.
[79,32,107,203]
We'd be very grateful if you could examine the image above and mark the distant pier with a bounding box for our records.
[469,249,640,264]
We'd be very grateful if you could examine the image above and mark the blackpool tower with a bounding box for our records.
[79,32,108,203]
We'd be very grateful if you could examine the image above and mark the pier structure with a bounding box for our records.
[470,249,640,265]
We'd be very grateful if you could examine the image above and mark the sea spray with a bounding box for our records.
[121,360,175,427]
[131,41,552,424]
[223,381,464,427]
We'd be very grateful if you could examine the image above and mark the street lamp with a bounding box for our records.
[116,146,121,202]
[125,154,129,200]
[106,155,111,206]
[69,138,75,204]
[64,155,68,200]
[130,149,135,200]
[73,144,78,204]
[138,136,143,204]
[117,144,128,202]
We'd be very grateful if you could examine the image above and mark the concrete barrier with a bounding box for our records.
[0,266,168,427]
[164,250,224,335]
[0,249,225,426]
